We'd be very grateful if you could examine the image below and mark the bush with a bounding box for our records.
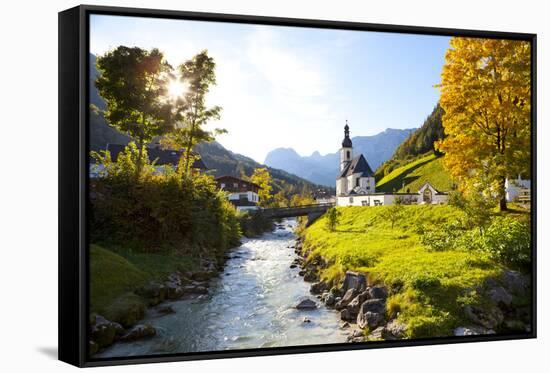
[481,216,531,270]
[419,220,464,251]
[90,143,241,257]
[237,210,273,237]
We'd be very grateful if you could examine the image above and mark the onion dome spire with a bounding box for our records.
[342,120,352,147]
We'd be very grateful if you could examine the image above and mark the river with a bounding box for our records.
[98,219,349,358]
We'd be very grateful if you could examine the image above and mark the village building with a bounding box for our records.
[216,175,261,212]
[335,123,449,207]
[505,176,531,203]
[89,143,208,178]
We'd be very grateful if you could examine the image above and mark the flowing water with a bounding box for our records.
[98,219,349,358]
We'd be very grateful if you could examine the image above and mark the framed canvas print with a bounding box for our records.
[58,5,537,367]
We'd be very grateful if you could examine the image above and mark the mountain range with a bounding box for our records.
[264,128,415,186]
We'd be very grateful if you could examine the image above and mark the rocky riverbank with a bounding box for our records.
[89,258,224,356]
[293,235,532,342]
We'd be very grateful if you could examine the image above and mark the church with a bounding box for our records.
[335,123,449,207]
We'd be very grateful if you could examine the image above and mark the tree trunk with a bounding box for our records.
[136,139,143,180]
[499,176,508,211]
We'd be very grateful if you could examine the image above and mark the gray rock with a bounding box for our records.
[368,326,385,340]
[453,326,495,336]
[358,311,385,329]
[502,270,529,295]
[120,324,156,342]
[137,281,166,302]
[340,308,352,321]
[488,286,513,307]
[296,298,317,310]
[382,319,407,340]
[192,271,216,282]
[341,322,350,329]
[304,270,318,282]
[342,271,367,294]
[310,281,327,295]
[165,281,184,300]
[357,299,386,329]
[156,305,175,315]
[325,293,336,307]
[90,314,124,348]
[464,305,504,329]
[347,329,365,342]
[335,288,358,310]
[183,285,208,294]
[368,286,388,300]
[346,291,370,318]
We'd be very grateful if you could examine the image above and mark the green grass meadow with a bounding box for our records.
[303,205,504,338]
[376,154,454,193]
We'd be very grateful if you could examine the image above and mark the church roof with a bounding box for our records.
[338,154,375,178]
[342,124,352,147]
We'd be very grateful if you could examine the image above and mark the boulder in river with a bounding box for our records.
[156,305,176,315]
[120,324,156,342]
[310,281,328,295]
[90,314,124,348]
[296,298,317,310]
[183,284,208,295]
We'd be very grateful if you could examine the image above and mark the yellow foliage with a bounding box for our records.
[436,37,531,209]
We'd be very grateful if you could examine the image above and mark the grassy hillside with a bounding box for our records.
[376,153,454,193]
[302,206,503,338]
[90,244,200,317]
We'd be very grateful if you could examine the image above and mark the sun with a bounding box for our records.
[167,79,188,99]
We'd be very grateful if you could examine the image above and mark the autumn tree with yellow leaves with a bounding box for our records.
[436,37,531,211]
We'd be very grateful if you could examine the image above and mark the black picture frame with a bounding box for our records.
[59,4,537,367]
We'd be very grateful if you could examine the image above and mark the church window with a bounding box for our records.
[356,178,360,187]
[346,150,350,159]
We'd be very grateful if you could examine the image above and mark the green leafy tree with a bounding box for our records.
[164,50,225,174]
[325,207,342,232]
[95,46,174,176]
[250,168,273,207]
[381,198,405,229]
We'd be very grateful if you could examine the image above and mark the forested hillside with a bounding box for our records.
[376,104,444,179]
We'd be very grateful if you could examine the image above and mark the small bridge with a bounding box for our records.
[260,203,335,226]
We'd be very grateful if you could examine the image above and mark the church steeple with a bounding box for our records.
[342,120,353,148]
[340,120,353,171]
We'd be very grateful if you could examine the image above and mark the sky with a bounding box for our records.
[90,15,450,164]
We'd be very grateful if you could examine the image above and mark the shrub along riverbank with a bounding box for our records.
[300,205,531,339]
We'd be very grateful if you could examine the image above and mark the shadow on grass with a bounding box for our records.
[377,157,435,192]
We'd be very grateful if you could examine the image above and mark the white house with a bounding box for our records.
[335,123,449,207]
[216,175,261,212]
[505,176,531,203]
